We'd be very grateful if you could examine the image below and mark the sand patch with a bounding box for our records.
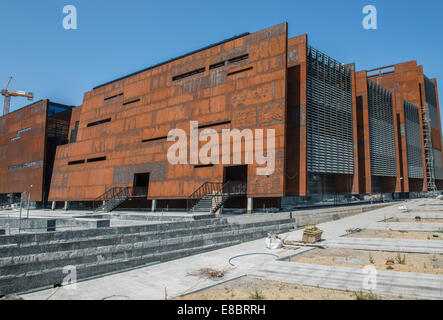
[287,248,443,274]
[175,276,409,300]
[346,229,442,240]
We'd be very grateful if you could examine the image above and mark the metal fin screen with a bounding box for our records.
[306,47,354,174]
[424,75,443,179]
[424,76,439,129]
[432,149,443,180]
[404,101,424,179]
[367,81,396,177]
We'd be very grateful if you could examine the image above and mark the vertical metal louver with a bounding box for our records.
[424,76,440,129]
[424,75,443,180]
[70,121,79,143]
[404,101,424,179]
[306,47,354,174]
[432,149,443,180]
[367,81,396,177]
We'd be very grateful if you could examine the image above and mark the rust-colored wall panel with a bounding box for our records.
[0,100,48,201]
[285,35,308,196]
[364,60,443,192]
[49,24,289,201]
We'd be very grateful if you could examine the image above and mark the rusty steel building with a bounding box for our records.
[0,100,73,207]
[1,23,442,211]
[357,62,443,194]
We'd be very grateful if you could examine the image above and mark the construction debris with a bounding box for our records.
[283,240,327,249]
[346,228,362,235]
[186,268,230,280]
[265,233,283,249]
[302,225,323,243]
[398,205,408,212]
[386,259,395,266]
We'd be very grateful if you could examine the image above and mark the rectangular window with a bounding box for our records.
[68,160,85,166]
[87,118,111,127]
[87,156,107,163]
[23,162,37,168]
[194,164,214,169]
[142,136,168,143]
[9,162,38,170]
[198,120,231,129]
[367,66,395,78]
[70,121,79,143]
[104,93,123,101]
[122,98,141,106]
[228,54,249,64]
[227,67,253,76]
[209,61,226,70]
[209,54,249,71]
[17,127,32,135]
[172,67,206,81]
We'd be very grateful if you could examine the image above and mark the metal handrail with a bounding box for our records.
[187,180,247,210]
[93,186,132,210]
[187,182,222,210]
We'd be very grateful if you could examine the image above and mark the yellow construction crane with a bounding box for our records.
[1,76,34,116]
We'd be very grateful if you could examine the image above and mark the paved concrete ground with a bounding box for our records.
[250,261,443,300]
[0,209,210,220]
[20,199,443,300]
[390,212,443,219]
[0,209,216,235]
[368,222,443,232]
[326,238,443,254]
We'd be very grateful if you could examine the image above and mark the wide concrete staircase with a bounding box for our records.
[93,187,132,212]
[191,193,230,213]
[189,181,247,214]
[191,194,215,213]
[0,216,295,295]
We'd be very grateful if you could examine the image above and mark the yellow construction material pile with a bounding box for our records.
[302,225,323,244]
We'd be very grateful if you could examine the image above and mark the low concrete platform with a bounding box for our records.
[368,222,443,232]
[11,199,443,300]
[249,261,443,300]
[325,237,443,254]
[19,200,404,300]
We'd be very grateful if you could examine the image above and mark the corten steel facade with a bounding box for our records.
[362,62,443,192]
[0,23,437,209]
[0,100,73,206]
[285,34,359,198]
[49,23,289,204]
[355,73,399,194]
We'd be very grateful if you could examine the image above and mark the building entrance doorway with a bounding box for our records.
[222,165,248,210]
[223,165,248,183]
[133,173,150,197]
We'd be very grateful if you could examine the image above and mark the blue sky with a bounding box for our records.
[0,0,442,117]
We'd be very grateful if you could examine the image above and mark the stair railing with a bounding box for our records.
[93,186,132,211]
[187,182,223,210]
[187,180,247,211]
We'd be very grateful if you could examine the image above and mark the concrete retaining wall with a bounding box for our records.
[0,202,394,296]
[0,217,294,295]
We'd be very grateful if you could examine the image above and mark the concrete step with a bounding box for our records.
[0,219,295,295]
[250,261,443,300]
[0,221,295,272]
[0,218,229,247]
[0,217,293,257]
[0,237,244,295]
[0,221,235,258]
